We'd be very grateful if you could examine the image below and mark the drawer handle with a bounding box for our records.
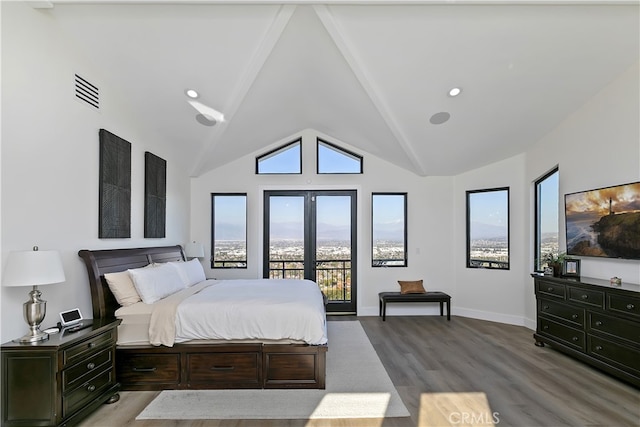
[627,304,635,310]
[132,367,157,373]
[547,287,554,292]
[581,294,588,300]
[543,305,549,310]
[543,325,549,330]
[595,345,603,351]
[87,362,96,370]
[572,314,578,319]
[211,366,235,371]
[595,320,603,326]
[88,342,96,349]
[87,384,96,392]
[572,336,579,342]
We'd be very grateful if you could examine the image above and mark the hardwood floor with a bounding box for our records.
[80,316,639,427]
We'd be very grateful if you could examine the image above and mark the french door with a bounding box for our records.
[263,190,357,314]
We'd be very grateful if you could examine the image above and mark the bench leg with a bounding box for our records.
[382,300,387,321]
[446,300,451,321]
[439,301,444,316]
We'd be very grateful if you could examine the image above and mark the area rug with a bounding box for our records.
[136,321,410,420]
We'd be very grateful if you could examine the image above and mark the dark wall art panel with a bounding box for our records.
[144,151,167,238]
[99,129,131,238]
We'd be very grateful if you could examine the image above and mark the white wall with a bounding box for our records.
[191,129,456,317]
[2,3,638,343]
[454,154,528,325]
[524,61,640,327]
[192,62,640,327]
[0,3,190,342]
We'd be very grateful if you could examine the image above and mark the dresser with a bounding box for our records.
[533,275,640,388]
[1,319,121,426]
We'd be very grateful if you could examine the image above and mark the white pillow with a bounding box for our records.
[104,270,142,307]
[162,261,189,287]
[169,259,206,287]
[129,262,186,304]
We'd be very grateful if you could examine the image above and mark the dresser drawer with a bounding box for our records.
[187,352,260,385]
[116,352,180,386]
[588,312,640,346]
[538,318,585,351]
[608,294,640,320]
[63,347,114,392]
[536,281,566,299]
[62,369,113,419]
[538,299,584,327]
[63,329,116,366]
[588,336,640,375]
[568,286,604,309]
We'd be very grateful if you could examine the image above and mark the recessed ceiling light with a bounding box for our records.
[185,89,199,99]
[448,87,462,97]
[430,112,451,125]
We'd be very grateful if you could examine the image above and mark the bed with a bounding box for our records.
[78,245,327,390]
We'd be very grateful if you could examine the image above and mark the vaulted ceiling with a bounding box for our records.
[43,1,639,176]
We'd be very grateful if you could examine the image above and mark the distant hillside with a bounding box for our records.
[592,211,640,258]
[470,221,507,240]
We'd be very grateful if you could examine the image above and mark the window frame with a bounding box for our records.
[466,187,510,270]
[255,139,302,175]
[371,192,408,268]
[211,193,248,269]
[534,167,559,271]
[316,138,363,174]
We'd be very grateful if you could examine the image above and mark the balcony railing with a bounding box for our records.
[212,260,247,268]
[268,259,351,302]
[469,258,509,269]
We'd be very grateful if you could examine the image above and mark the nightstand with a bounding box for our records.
[1,319,121,427]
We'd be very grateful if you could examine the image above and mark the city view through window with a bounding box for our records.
[216,143,558,279]
[467,188,510,269]
[537,170,560,269]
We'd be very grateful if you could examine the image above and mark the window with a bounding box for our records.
[317,138,363,174]
[466,187,510,269]
[372,193,407,267]
[535,168,559,271]
[256,139,301,174]
[211,193,247,268]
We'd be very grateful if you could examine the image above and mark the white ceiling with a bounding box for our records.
[44,1,639,176]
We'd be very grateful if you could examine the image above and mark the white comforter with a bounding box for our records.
[149,279,327,347]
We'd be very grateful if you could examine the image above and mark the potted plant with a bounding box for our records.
[543,252,566,277]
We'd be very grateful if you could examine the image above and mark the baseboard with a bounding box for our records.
[452,307,526,326]
[359,305,532,328]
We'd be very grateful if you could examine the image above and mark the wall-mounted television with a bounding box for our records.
[565,181,640,260]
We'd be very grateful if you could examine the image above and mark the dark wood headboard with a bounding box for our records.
[78,245,185,320]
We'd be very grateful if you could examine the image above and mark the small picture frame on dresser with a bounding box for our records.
[562,259,580,278]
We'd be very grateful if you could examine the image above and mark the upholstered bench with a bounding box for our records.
[378,291,451,321]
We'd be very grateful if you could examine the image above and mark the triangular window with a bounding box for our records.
[317,138,362,174]
[256,139,302,174]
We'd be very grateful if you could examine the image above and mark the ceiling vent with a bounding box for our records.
[74,74,99,110]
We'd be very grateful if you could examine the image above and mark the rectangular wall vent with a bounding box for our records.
[75,74,99,110]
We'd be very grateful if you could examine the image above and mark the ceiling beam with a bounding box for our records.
[189,4,297,177]
[313,4,428,176]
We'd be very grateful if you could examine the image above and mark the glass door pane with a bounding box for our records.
[266,195,305,279]
[315,195,352,307]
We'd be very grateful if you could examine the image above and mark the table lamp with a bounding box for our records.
[184,241,205,259]
[3,246,66,342]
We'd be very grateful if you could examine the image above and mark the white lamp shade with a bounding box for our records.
[3,250,66,287]
[184,242,205,258]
